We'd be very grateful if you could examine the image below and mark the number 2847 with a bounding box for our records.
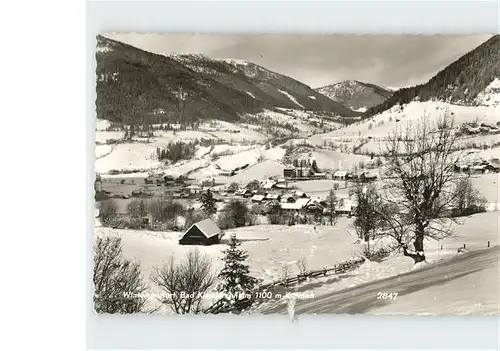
[377,292,398,300]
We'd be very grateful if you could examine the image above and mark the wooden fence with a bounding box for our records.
[204,256,366,314]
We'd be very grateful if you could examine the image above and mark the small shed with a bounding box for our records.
[179,219,223,246]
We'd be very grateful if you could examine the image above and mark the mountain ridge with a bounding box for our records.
[95,35,359,126]
[365,35,500,116]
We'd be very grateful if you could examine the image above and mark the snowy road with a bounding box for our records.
[263,246,499,315]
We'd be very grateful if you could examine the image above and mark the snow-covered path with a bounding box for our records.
[262,246,499,315]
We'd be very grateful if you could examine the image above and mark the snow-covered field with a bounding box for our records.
[95,143,161,173]
[254,211,499,313]
[94,210,498,314]
[94,118,272,174]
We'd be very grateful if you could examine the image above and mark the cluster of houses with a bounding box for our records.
[454,158,500,174]
[332,170,378,182]
[178,189,359,245]
[231,178,359,217]
[460,122,500,135]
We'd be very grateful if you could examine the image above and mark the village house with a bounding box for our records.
[336,197,358,216]
[185,184,202,195]
[179,218,223,246]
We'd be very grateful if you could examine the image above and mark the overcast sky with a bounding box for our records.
[105,34,491,89]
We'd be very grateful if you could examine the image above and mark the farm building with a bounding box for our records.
[179,219,223,246]
[333,170,347,180]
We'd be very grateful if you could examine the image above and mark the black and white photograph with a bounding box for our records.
[93,33,499,316]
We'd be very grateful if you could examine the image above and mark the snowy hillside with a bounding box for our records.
[366,35,500,117]
[475,78,500,107]
[310,100,500,142]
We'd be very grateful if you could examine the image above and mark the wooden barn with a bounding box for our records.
[179,219,223,246]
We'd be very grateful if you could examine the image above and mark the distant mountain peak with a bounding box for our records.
[315,80,392,110]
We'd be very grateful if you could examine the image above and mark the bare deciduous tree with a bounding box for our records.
[93,236,149,313]
[151,249,215,314]
[297,258,308,275]
[380,113,470,263]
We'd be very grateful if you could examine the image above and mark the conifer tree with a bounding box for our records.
[216,233,258,311]
[200,189,217,216]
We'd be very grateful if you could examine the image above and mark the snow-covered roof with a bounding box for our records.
[308,197,324,204]
[265,193,281,200]
[186,184,201,189]
[334,170,347,177]
[251,194,266,202]
[261,179,277,189]
[182,218,221,239]
[280,203,303,210]
[295,198,311,208]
